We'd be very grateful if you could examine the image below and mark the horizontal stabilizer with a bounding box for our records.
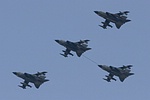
[129,73,134,76]
[86,48,92,51]
[124,11,130,15]
[125,19,131,22]
[44,79,49,82]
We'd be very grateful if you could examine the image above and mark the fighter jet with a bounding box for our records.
[13,71,49,89]
[55,39,91,57]
[94,11,131,29]
[98,65,134,82]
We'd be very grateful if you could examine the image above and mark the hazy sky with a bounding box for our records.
[0,0,150,100]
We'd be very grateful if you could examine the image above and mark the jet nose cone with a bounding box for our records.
[94,11,99,14]
[98,65,103,68]
[55,40,59,43]
[13,72,17,75]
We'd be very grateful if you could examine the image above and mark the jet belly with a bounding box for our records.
[23,77,35,83]
[65,43,78,51]
[111,70,128,78]
[25,75,43,84]
[66,46,77,52]
[111,71,121,77]
[106,17,118,24]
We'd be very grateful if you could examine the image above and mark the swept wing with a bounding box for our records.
[34,81,43,89]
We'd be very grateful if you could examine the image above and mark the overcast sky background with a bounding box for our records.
[0,0,150,100]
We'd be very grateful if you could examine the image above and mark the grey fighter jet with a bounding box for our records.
[98,65,134,82]
[94,11,131,29]
[13,71,49,89]
[55,39,91,57]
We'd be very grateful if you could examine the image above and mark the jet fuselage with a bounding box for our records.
[55,40,88,52]
[94,11,127,24]
[99,65,132,78]
[13,72,47,84]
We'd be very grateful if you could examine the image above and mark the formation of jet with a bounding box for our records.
[94,11,131,29]
[98,65,134,82]
[13,71,49,89]
[55,39,91,57]
[12,10,133,89]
